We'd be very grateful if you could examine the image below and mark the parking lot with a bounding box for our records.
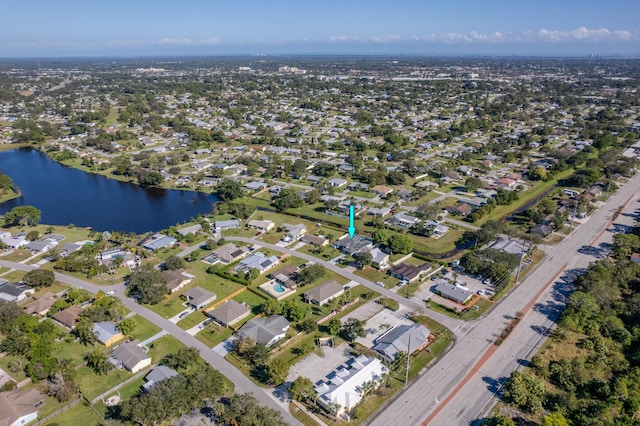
[287,342,353,384]
[354,306,415,348]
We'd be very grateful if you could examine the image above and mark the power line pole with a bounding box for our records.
[404,333,411,386]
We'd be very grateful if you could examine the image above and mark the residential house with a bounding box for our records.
[327,178,347,187]
[530,223,553,237]
[0,389,43,426]
[52,305,83,329]
[423,220,449,238]
[433,283,473,304]
[109,341,152,373]
[247,219,275,232]
[300,234,328,247]
[237,315,290,347]
[141,234,177,251]
[389,262,432,283]
[244,181,266,191]
[176,224,202,236]
[234,252,280,274]
[371,185,393,197]
[213,219,240,231]
[1,234,27,249]
[206,243,249,264]
[496,177,517,189]
[0,282,35,302]
[367,206,392,217]
[24,238,58,253]
[314,355,387,415]
[397,190,414,201]
[373,324,431,362]
[93,321,124,347]
[206,300,251,327]
[303,280,344,306]
[385,212,420,229]
[142,366,179,392]
[283,223,307,240]
[370,248,390,270]
[333,235,374,256]
[492,238,526,255]
[59,241,88,257]
[185,287,216,310]
[307,175,323,185]
[477,189,498,200]
[23,292,56,316]
[630,253,640,265]
[348,182,368,191]
[273,265,298,289]
[446,203,474,216]
[160,269,195,293]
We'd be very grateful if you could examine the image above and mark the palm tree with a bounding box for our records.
[86,349,113,375]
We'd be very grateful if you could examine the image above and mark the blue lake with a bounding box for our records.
[0,148,219,233]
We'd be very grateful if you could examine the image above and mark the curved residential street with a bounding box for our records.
[0,260,303,426]
[2,172,637,426]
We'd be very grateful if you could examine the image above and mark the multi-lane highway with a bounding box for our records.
[2,172,637,426]
[368,171,640,426]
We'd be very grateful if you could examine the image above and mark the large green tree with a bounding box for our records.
[128,263,167,305]
[23,269,55,288]
[3,205,41,226]
[215,179,244,201]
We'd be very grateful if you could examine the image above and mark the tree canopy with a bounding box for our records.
[128,263,167,304]
[3,205,41,226]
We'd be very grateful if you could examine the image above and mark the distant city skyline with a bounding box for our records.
[3,0,640,57]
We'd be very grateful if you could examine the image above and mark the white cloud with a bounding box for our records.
[328,27,640,45]
[108,37,221,47]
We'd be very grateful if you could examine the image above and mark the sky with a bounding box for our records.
[2,0,640,57]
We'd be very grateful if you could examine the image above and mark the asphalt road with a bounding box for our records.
[368,171,640,426]
[0,260,303,426]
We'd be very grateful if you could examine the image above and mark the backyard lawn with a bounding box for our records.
[75,366,135,400]
[45,400,102,426]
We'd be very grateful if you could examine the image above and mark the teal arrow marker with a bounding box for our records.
[348,205,356,239]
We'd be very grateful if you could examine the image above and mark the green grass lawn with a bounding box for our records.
[222,227,257,239]
[0,188,20,204]
[35,394,76,421]
[128,315,162,341]
[0,354,27,382]
[474,168,575,226]
[289,402,319,426]
[428,297,494,321]
[146,334,186,362]
[145,297,187,319]
[403,191,440,206]
[55,337,97,368]
[353,266,394,288]
[408,228,462,255]
[177,310,207,330]
[233,290,268,310]
[0,248,33,262]
[75,366,135,401]
[45,400,102,426]
[196,322,233,348]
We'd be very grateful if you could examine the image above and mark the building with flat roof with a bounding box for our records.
[314,355,387,415]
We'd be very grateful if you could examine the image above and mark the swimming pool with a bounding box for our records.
[274,283,285,293]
